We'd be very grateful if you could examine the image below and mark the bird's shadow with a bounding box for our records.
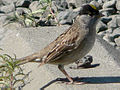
[40,76,120,90]
[70,63,100,69]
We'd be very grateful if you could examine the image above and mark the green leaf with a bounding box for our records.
[3,54,14,62]
[0,82,9,87]
[31,7,47,15]
[13,79,25,86]
[0,76,10,81]
[25,18,33,26]
[0,48,3,51]
[15,73,25,77]
[0,64,6,68]
[39,0,50,3]
[47,14,52,20]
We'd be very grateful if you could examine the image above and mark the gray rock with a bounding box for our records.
[101,11,109,16]
[0,26,7,40]
[100,8,116,16]
[73,7,82,13]
[108,15,120,29]
[103,0,112,2]
[52,1,61,12]
[2,0,17,5]
[97,31,106,38]
[53,0,68,11]
[15,0,31,8]
[66,0,80,8]
[117,16,120,27]
[67,0,91,8]
[16,7,31,15]
[0,15,7,25]
[57,10,70,24]
[0,3,15,13]
[116,0,120,11]
[57,10,78,24]
[96,20,108,32]
[115,37,120,47]
[0,13,5,16]
[101,16,112,24]
[29,1,42,12]
[103,0,116,9]
[105,28,113,34]
[60,0,69,9]
[0,0,4,6]
[90,1,102,10]
[103,33,113,42]
[111,27,120,38]
[109,41,116,46]
[98,0,104,6]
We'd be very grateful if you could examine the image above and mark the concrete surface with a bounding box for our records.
[0,25,120,90]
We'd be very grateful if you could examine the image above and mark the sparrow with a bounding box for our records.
[17,4,103,84]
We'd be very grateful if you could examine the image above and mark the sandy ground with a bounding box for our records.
[0,25,120,90]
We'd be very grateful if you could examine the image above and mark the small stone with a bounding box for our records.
[115,37,120,47]
[90,1,102,10]
[96,20,108,32]
[29,1,42,12]
[101,16,112,24]
[97,31,106,38]
[0,15,7,25]
[15,0,31,8]
[52,1,60,12]
[100,8,116,16]
[0,0,3,5]
[98,0,104,6]
[61,0,69,9]
[103,0,116,9]
[57,10,78,25]
[66,0,81,8]
[105,28,113,34]
[16,7,31,15]
[111,27,120,38]
[0,3,15,13]
[116,0,120,11]
[109,41,116,47]
[2,0,17,5]
[107,16,120,29]
[103,34,113,42]
[116,46,120,50]
[0,27,6,40]
[68,2,76,9]
[117,16,120,27]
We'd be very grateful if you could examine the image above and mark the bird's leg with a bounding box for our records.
[58,64,85,85]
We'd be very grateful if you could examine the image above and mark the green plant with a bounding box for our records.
[39,0,59,25]
[5,0,59,27]
[0,50,27,89]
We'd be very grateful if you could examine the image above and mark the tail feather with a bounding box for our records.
[17,52,43,65]
[16,36,57,66]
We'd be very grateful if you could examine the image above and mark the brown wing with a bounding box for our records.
[41,20,89,64]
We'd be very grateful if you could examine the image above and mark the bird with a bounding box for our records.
[17,4,103,84]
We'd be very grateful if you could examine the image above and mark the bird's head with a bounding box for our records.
[79,4,103,18]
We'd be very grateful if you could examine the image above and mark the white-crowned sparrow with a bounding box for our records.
[18,4,103,84]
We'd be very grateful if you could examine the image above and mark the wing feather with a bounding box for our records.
[42,20,89,64]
